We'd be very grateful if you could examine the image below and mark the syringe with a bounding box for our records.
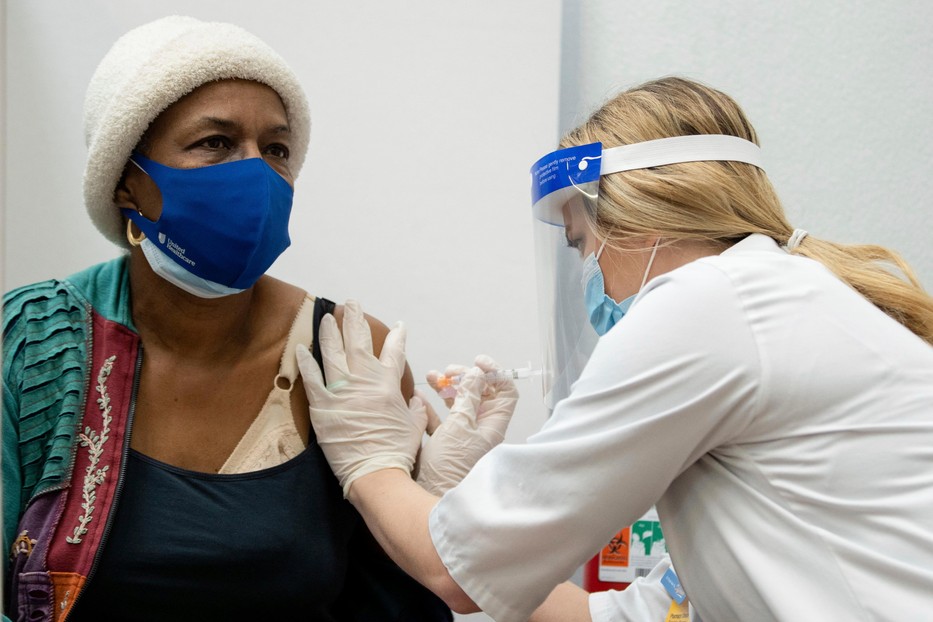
[417,364,542,398]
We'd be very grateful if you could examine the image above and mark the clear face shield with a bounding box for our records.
[531,142,603,412]
[529,135,764,412]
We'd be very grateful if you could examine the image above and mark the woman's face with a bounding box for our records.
[561,198,654,303]
[120,79,293,221]
[561,199,600,259]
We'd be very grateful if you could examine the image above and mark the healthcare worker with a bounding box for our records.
[296,76,933,621]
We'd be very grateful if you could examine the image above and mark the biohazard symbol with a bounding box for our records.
[606,535,628,555]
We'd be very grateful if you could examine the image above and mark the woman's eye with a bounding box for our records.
[264,144,290,159]
[200,136,230,150]
[565,236,583,252]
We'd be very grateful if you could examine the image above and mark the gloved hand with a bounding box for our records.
[296,299,426,498]
[413,354,518,496]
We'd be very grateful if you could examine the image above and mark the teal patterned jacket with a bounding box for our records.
[3,257,139,621]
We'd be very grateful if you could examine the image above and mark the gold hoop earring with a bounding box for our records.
[126,218,146,247]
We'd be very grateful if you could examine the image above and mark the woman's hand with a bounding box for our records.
[296,299,426,497]
[413,355,518,496]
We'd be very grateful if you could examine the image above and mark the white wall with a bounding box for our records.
[3,3,561,621]
[561,0,933,290]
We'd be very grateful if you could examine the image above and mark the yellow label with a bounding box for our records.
[665,597,689,622]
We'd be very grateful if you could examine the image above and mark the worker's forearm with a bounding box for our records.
[529,581,592,622]
[347,468,480,613]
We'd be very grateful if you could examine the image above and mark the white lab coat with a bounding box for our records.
[429,234,933,622]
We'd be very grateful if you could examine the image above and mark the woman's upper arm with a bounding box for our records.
[332,304,415,402]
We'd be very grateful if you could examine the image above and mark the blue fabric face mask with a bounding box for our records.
[582,239,659,336]
[123,153,294,295]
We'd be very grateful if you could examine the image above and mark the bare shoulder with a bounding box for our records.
[332,303,414,400]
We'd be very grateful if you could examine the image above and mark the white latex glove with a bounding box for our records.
[414,354,518,496]
[296,299,426,497]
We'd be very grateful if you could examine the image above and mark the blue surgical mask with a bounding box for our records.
[137,237,245,298]
[123,153,294,297]
[582,239,659,336]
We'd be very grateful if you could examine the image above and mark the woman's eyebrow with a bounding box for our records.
[183,117,291,136]
[193,116,238,130]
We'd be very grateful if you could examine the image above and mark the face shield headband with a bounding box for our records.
[531,134,764,224]
[529,134,764,412]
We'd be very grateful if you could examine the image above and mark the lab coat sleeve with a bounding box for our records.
[429,261,762,622]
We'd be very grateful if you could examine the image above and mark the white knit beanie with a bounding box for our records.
[83,15,311,247]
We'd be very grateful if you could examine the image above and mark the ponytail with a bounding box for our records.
[789,235,933,345]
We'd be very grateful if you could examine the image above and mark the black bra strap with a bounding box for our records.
[311,296,337,384]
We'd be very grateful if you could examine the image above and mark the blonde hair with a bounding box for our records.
[560,76,933,345]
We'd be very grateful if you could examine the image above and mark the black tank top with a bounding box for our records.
[70,299,451,621]
[70,445,355,620]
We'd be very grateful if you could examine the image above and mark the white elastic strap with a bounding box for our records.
[786,228,809,251]
[595,238,608,260]
[129,158,149,175]
[640,239,660,290]
[599,134,764,175]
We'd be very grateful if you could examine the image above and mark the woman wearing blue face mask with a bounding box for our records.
[295,77,933,622]
[1,16,454,622]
